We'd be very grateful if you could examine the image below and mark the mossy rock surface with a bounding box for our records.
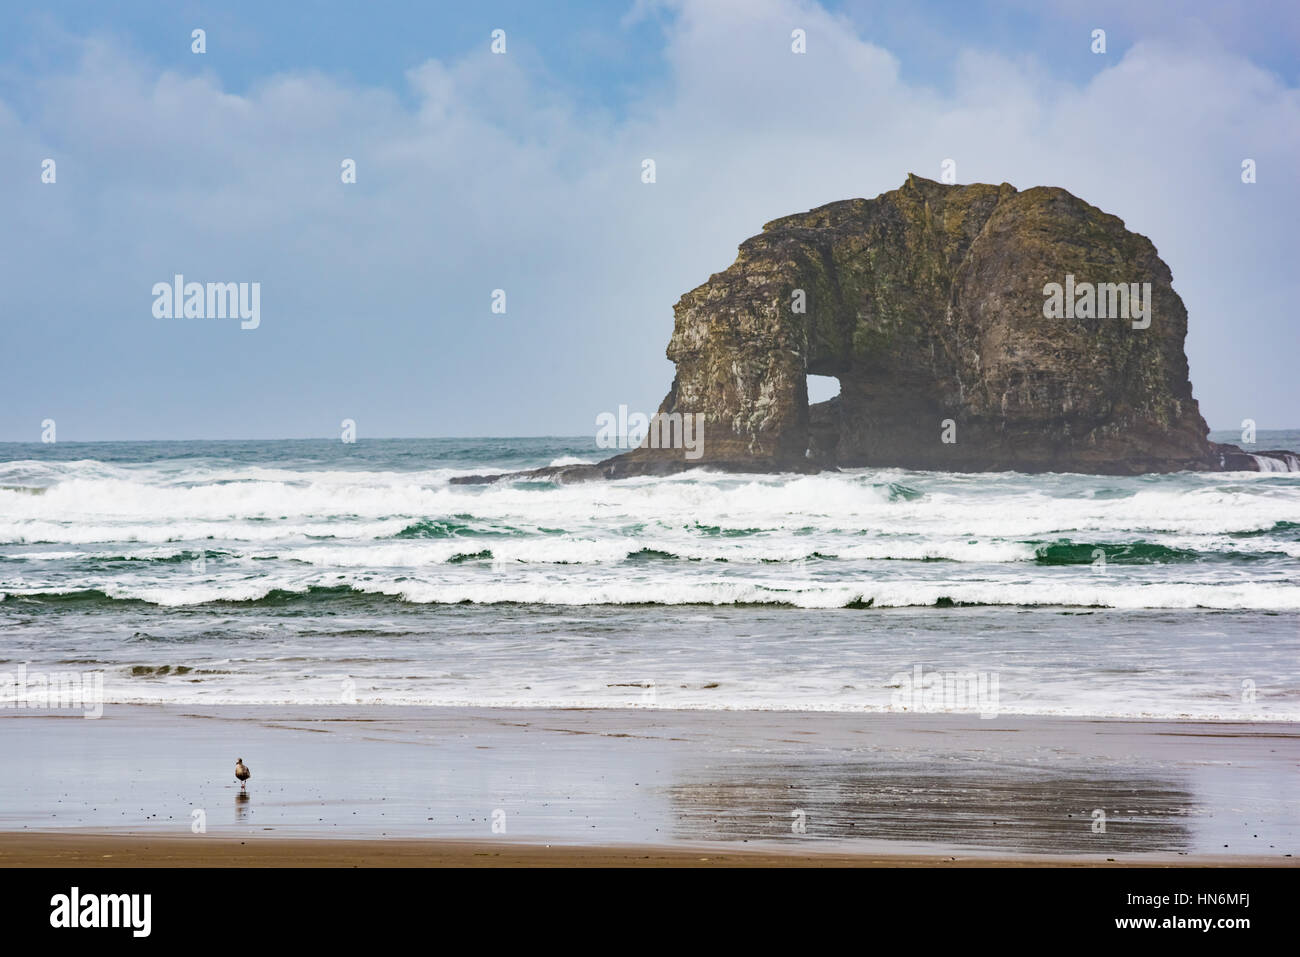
[624,174,1216,475]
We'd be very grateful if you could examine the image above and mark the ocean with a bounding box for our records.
[1,431,1297,720]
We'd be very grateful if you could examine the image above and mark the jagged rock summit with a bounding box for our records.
[457,175,1294,484]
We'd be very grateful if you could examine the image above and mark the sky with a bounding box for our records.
[1,0,1297,441]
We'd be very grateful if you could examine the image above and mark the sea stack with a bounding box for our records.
[454,175,1294,485]
[624,175,1219,475]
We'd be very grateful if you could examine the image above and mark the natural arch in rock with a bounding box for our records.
[610,174,1216,476]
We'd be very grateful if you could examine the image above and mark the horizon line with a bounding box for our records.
[0,426,1295,445]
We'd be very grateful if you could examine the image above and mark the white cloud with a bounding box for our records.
[0,0,1295,439]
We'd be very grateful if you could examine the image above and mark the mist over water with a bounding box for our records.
[1,433,1297,718]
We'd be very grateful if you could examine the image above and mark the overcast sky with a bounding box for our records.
[1,0,1296,441]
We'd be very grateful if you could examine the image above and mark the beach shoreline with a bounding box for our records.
[3,830,1289,867]
[1,704,1296,866]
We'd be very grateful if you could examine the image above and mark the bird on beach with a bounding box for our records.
[235,758,251,789]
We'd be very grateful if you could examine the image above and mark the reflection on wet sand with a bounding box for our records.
[1,706,1291,859]
[669,761,1195,854]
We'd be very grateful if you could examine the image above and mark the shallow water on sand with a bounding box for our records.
[1,707,1295,859]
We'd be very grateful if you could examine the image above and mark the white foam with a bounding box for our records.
[8,576,1296,610]
[4,460,1298,613]
[1249,453,1300,473]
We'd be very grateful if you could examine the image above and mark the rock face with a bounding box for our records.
[616,174,1222,476]
[453,176,1295,485]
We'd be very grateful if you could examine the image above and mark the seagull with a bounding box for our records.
[235,758,251,789]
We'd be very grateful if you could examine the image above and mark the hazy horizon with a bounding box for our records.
[1,427,1295,447]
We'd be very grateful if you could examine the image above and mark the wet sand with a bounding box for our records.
[0,705,1296,865]
[0,831,1279,867]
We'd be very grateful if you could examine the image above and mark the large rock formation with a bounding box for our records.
[622,173,1220,475]
[456,176,1293,484]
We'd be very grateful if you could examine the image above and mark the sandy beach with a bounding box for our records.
[0,832,1279,867]
[0,705,1295,866]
